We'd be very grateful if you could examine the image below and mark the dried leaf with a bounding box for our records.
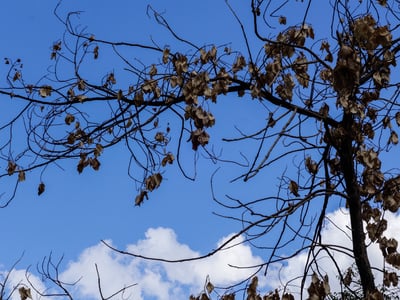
[19,287,32,300]
[149,64,157,77]
[38,182,45,196]
[135,190,148,206]
[93,45,99,59]
[76,95,87,103]
[282,293,295,300]
[18,170,26,182]
[305,157,318,174]
[13,71,21,82]
[190,129,210,150]
[65,114,75,125]
[378,0,387,6]
[323,275,330,294]
[77,157,88,174]
[145,173,163,191]
[155,132,165,143]
[162,47,170,64]
[206,281,214,294]
[161,153,174,166]
[395,112,400,126]
[94,144,103,157]
[289,180,300,197]
[390,131,399,145]
[90,157,101,171]
[39,85,52,98]
[77,80,86,91]
[279,16,287,25]
[343,268,353,286]
[7,161,17,176]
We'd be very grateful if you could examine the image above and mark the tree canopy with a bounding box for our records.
[2,0,400,299]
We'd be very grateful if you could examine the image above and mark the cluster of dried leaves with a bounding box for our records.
[190,275,333,300]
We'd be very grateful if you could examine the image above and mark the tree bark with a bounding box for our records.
[339,113,377,297]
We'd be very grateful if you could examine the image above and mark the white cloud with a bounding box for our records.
[0,268,46,300]
[3,210,400,299]
[265,209,400,297]
[59,227,263,299]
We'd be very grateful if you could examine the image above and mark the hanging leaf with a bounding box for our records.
[7,161,17,175]
[161,152,174,166]
[323,275,330,294]
[90,157,101,171]
[93,45,99,59]
[289,180,300,197]
[18,170,26,182]
[145,173,163,191]
[162,47,170,64]
[13,71,21,82]
[135,190,148,206]
[94,144,103,157]
[38,182,45,196]
[18,287,32,300]
[206,281,214,294]
[65,114,75,125]
[390,131,399,145]
[305,157,318,174]
[149,64,157,77]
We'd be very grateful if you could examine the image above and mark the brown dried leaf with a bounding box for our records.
[289,180,300,197]
[390,131,399,145]
[94,144,103,157]
[232,56,246,73]
[279,16,287,25]
[162,47,170,64]
[323,275,330,295]
[13,71,21,82]
[145,173,163,191]
[276,74,295,101]
[305,157,318,174]
[149,64,157,77]
[18,170,26,182]
[190,129,210,150]
[206,281,214,294]
[38,182,45,196]
[155,132,165,143]
[395,112,400,126]
[19,287,32,300]
[93,45,99,59]
[65,114,75,125]
[89,157,101,171]
[282,293,295,300]
[7,161,17,176]
[39,85,52,98]
[78,80,86,91]
[161,153,174,166]
[77,158,88,174]
[135,190,148,206]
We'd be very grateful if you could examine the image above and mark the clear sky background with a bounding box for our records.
[1,1,400,300]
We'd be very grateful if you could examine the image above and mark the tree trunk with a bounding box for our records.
[339,113,377,297]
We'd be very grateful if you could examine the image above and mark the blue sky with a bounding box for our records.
[1,1,400,299]
[0,1,272,297]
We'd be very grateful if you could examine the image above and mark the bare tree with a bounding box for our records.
[2,0,400,298]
